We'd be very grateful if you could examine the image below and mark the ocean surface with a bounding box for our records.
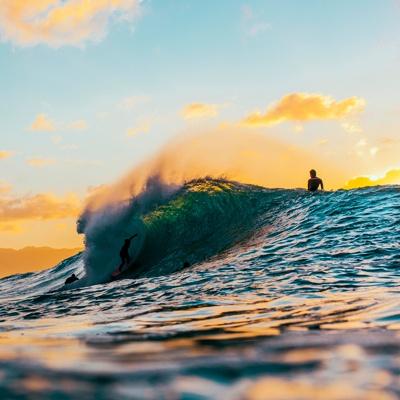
[0,179,399,399]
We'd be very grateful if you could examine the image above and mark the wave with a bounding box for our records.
[76,180,399,287]
[2,180,398,294]
[74,178,290,287]
[127,178,283,278]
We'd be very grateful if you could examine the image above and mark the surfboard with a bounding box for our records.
[111,260,133,278]
[111,266,123,278]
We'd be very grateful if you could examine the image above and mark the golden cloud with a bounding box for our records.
[345,168,400,189]
[0,150,13,159]
[0,191,81,231]
[243,93,365,126]
[182,103,219,119]
[0,0,140,47]
[27,157,55,167]
[30,114,55,132]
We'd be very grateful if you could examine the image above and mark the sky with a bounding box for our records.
[0,0,400,249]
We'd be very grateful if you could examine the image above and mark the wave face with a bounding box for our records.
[125,178,287,278]
[0,179,400,399]
[75,178,294,286]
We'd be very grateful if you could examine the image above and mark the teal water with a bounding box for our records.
[0,179,399,399]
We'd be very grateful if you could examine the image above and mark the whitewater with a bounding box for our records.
[0,178,399,399]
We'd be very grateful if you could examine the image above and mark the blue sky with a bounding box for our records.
[0,0,399,247]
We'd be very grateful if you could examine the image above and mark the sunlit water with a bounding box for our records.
[0,181,399,399]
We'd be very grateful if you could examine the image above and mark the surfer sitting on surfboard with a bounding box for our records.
[116,234,138,274]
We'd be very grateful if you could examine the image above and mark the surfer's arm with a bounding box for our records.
[320,179,324,190]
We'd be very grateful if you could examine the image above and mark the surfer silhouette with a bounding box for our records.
[308,169,324,192]
[65,273,79,285]
[117,234,138,273]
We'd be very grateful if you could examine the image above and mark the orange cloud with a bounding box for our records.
[0,0,141,47]
[345,168,400,189]
[243,93,365,126]
[27,158,55,167]
[0,191,81,231]
[182,103,219,119]
[0,150,13,159]
[30,114,55,132]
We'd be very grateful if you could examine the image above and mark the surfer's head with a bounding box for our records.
[310,169,317,178]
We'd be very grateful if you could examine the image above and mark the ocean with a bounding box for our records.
[0,178,399,399]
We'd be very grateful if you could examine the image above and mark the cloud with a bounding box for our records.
[241,5,270,37]
[379,136,399,146]
[341,121,362,134]
[127,120,151,137]
[27,157,55,167]
[118,95,150,111]
[0,150,13,160]
[352,139,380,158]
[0,181,12,194]
[30,114,55,132]
[51,135,63,144]
[242,93,365,127]
[182,103,219,119]
[356,138,367,148]
[369,147,379,157]
[0,0,141,48]
[68,119,88,130]
[382,137,398,145]
[0,191,81,231]
[345,168,400,189]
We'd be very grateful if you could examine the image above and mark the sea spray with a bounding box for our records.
[75,176,181,286]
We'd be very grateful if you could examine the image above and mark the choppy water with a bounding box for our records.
[0,179,399,399]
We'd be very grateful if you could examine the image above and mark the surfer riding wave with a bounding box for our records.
[116,234,138,275]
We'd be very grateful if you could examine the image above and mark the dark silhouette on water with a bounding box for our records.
[118,234,138,272]
[65,273,79,285]
[308,169,324,192]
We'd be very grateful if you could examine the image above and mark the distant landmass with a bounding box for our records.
[0,247,82,279]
